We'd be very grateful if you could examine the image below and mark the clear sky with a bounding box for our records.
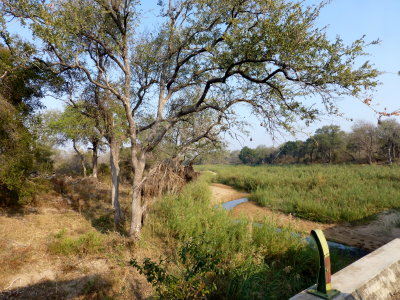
[6,0,400,150]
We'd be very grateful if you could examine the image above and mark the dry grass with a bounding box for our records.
[0,178,157,299]
[143,160,197,199]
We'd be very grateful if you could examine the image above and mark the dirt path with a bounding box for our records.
[210,183,400,252]
[210,183,249,206]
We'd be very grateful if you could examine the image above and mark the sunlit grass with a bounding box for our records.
[48,229,105,256]
[196,164,400,223]
[141,174,355,299]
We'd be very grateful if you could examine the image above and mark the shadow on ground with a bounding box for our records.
[0,274,112,300]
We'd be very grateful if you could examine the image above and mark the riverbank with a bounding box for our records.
[210,183,400,252]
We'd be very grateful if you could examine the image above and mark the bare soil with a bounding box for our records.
[0,178,154,300]
[210,183,249,206]
[210,183,400,252]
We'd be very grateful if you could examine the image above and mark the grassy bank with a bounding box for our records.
[139,174,354,299]
[196,165,400,224]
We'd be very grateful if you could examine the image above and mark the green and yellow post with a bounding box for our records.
[307,229,340,299]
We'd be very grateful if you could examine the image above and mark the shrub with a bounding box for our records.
[131,236,223,299]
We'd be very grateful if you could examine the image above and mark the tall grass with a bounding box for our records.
[197,164,400,223]
[141,174,354,299]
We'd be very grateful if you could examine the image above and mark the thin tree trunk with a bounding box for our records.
[110,139,123,226]
[73,139,87,177]
[92,139,98,179]
[392,144,396,161]
[130,153,146,239]
[388,145,392,165]
[368,137,373,165]
[367,151,372,165]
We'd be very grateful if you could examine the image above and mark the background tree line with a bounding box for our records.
[227,120,400,165]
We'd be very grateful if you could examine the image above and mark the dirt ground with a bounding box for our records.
[209,183,249,206]
[210,183,400,252]
[0,179,153,300]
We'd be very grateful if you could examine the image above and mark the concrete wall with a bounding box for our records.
[290,238,400,300]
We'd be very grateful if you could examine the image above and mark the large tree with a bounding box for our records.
[80,86,127,225]
[376,119,400,165]
[313,125,346,163]
[348,121,377,164]
[3,0,379,238]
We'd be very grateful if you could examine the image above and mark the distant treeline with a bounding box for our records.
[198,120,400,165]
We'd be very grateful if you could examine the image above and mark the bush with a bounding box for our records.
[98,163,111,176]
[0,97,55,206]
[131,236,223,299]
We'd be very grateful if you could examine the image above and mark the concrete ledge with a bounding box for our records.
[290,238,400,300]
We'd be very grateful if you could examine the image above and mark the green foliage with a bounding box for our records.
[47,105,99,146]
[313,125,346,163]
[140,175,356,299]
[131,236,223,299]
[48,229,104,256]
[0,97,35,204]
[231,120,400,166]
[98,163,111,176]
[0,41,60,205]
[239,146,277,165]
[200,164,400,223]
[0,45,63,115]
[239,147,257,164]
[2,0,381,152]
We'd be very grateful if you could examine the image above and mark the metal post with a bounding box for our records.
[307,229,340,299]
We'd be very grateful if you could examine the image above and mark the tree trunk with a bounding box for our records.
[388,144,392,165]
[392,144,396,162]
[73,139,87,177]
[367,151,372,165]
[130,153,146,240]
[110,139,123,226]
[92,139,98,179]
[368,136,373,164]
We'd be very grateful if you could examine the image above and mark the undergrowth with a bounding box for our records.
[137,174,355,299]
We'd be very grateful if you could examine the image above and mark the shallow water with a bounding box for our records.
[308,237,369,258]
[221,197,369,258]
[221,197,249,210]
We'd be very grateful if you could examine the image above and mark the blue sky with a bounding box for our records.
[6,0,400,150]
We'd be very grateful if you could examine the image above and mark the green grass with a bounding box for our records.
[141,174,355,299]
[196,164,400,224]
[48,229,105,256]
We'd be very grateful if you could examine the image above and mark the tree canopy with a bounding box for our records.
[1,0,381,237]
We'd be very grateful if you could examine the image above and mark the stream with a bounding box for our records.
[220,197,369,259]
